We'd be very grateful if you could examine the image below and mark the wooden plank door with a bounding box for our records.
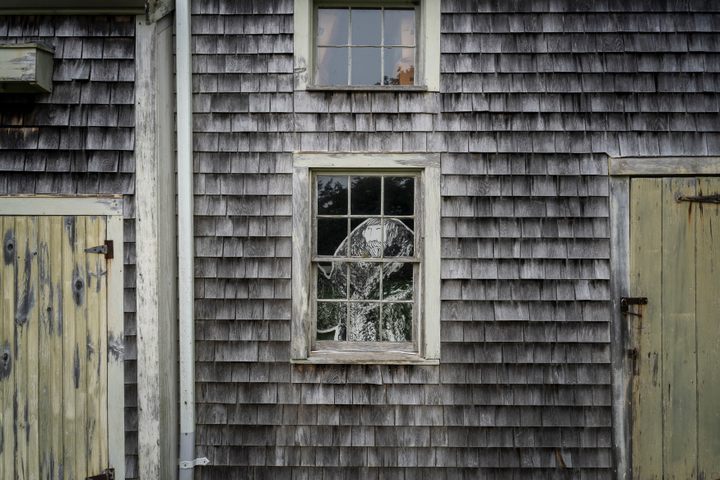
[0,215,111,480]
[630,177,720,480]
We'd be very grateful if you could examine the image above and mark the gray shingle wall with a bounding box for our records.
[191,0,720,478]
[0,16,139,478]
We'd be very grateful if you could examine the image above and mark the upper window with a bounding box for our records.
[291,154,441,364]
[315,7,417,86]
[294,0,441,91]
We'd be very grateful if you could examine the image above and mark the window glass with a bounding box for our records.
[313,173,417,344]
[316,6,416,86]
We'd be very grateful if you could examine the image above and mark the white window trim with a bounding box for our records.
[291,153,441,364]
[294,0,440,92]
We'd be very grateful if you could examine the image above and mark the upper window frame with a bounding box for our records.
[294,0,440,92]
[291,153,441,364]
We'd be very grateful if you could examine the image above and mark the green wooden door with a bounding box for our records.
[630,177,720,480]
[0,215,109,480]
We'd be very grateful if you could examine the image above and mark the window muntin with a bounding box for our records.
[312,173,420,349]
[315,6,417,86]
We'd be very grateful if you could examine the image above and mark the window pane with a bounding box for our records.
[384,9,415,46]
[349,303,379,341]
[318,218,348,256]
[351,8,381,46]
[316,47,348,86]
[349,262,380,300]
[381,303,412,341]
[383,47,415,86]
[351,47,381,85]
[383,218,414,257]
[317,8,349,46]
[350,176,381,215]
[317,175,348,215]
[317,302,347,341]
[350,218,382,258]
[382,263,413,300]
[317,262,347,300]
[383,176,414,215]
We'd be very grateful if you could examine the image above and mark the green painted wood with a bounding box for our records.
[696,177,720,480]
[662,177,697,479]
[630,178,664,480]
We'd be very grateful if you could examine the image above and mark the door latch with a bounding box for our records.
[620,297,648,318]
[85,240,114,259]
[86,468,114,480]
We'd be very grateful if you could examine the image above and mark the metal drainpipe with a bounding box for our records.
[176,0,206,477]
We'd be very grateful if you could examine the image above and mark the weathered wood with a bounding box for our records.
[0,43,54,93]
[14,217,29,480]
[609,157,720,177]
[629,178,663,480]
[105,215,125,480]
[26,216,39,480]
[1,217,15,480]
[49,216,64,480]
[0,197,122,217]
[37,216,51,479]
[96,217,109,473]
[61,216,77,480]
[661,177,697,479]
[74,217,88,479]
[135,13,179,480]
[696,177,720,480]
[85,216,102,475]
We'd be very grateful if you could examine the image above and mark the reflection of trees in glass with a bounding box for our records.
[316,218,414,342]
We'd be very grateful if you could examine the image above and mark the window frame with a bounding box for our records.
[292,153,441,364]
[294,0,441,92]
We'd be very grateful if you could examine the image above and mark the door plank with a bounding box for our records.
[26,217,40,480]
[662,177,698,479]
[1,217,15,480]
[97,217,109,471]
[14,217,29,480]
[73,217,88,480]
[49,216,64,480]
[61,216,77,480]
[37,216,51,479]
[630,178,664,480]
[696,177,720,479]
[85,216,102,476]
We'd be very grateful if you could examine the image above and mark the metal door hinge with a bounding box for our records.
[85,240,114,259]
[179,457,210,469]
[620,296,648,318]
[86,468,114,480]
[677,193,720,204]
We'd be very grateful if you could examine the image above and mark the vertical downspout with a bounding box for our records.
[176,0,199,477]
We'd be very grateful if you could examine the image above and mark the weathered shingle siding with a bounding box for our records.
[192,0,720,478]
[0,16,139,478]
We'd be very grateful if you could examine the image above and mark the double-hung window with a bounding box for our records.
[292,154,440,364]
[294,0,440,91]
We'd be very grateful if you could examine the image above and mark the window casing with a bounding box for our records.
[294,0,440,91]
[292,154,440,364]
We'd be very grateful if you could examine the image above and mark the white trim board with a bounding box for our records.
[609,156,720,176]
[0,196,122,216]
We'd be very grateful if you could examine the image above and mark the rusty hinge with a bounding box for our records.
[86,468,114,480]
[620,296,648,318]
[85,240,114,259]
[677,193,720,204]
[627,348,639,376]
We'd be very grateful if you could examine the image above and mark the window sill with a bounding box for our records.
[291,350,439,365]
[306,85,428,92]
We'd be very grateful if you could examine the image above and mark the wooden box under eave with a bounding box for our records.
[0,43,54,93]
